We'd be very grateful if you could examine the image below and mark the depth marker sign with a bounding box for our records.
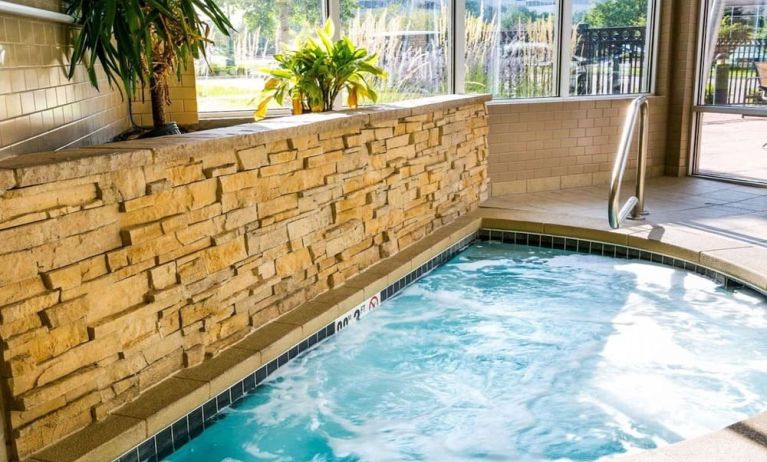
[334,293,381,333]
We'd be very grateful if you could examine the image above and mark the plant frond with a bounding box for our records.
[255,19,386,115]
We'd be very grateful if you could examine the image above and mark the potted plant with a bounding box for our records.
[66,0,234,137]
[255,20,386,119]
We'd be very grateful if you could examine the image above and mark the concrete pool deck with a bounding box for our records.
[482,175,767,461]
[32,177,767,462]
[485,176,767,247]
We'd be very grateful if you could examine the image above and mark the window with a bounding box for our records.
[464,0,656,100]
[195,0,659,112]
[570,0,651,96]
[195,0,324,112]
[342,0,451,101]
[692,0,767,184]
[698,0,767,107]
[464,0,559,98]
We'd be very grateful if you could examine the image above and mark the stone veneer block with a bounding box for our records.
[0,95,490,460]
[0,148,154,187]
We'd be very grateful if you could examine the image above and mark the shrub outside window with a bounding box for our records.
[464,0,559,98]
[570,0,651,96]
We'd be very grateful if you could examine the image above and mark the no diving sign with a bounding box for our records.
[334,293,381,333]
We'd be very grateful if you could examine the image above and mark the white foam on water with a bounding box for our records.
[168,242,767,462]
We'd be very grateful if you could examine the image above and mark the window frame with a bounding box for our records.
[196,0,661,116]
[689,0,767,180]
[324,0,661,101]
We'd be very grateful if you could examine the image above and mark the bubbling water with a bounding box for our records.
[168,242,767,462]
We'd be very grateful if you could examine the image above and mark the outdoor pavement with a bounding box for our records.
[698,112,767,183]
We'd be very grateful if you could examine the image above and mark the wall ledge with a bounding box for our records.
[0,95,491,190]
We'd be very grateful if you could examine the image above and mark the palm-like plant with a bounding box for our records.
[66,0,234,135]
[255,20,386,119]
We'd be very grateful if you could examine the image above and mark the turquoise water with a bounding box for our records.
[168,242,767,462]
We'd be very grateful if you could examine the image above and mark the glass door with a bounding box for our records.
[694,0,767,184]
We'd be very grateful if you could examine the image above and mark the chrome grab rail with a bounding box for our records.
[608,95,649,229]
[0,1,74,24]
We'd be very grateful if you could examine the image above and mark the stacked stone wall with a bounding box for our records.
[0,95,490,459]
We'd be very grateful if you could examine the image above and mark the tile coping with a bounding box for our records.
[30,213,767,462]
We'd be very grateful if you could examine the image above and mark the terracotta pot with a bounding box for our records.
[292,98,303,115]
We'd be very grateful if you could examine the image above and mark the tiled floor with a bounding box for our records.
[483,176,767,247]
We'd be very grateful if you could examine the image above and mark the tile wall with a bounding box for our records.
[0,1,130,159]
[129,66,200,128]
[487,97,670,195]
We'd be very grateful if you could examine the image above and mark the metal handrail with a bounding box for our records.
[0,1,74,24]
[608,95,649,229]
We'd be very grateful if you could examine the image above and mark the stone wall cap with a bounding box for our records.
[0,94,491,188]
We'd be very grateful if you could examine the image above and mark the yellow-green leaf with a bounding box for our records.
[264,78,280,90]
[322,18,334,38]
[254,99,271,120]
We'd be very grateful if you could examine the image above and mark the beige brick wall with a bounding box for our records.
[663,0,701,176]
[487,97,669,195]
[0,95,489,459]
[2,0,58,10]
[129,66,199,128]
[0,2,130,159]
[485,0,689,195]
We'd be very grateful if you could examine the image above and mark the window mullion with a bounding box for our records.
[647,0,661,94]
[558,0,573,98]
[452,0,466,94]
[326,0,341,40]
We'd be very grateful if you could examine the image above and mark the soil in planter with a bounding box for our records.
[113,123,188,142]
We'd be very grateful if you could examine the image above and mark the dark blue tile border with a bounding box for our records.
[479,229,767,298]
[380,233,475,304]
[117,228,766,462]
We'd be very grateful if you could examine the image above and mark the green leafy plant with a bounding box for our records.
[255,20,386,119]
[66,0,234,134]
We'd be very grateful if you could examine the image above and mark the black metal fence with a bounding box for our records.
[707,39,767,105]
[571,25,647,96]
[564,29,767,103]
[496,29,556,98]
[494,25,648,97]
